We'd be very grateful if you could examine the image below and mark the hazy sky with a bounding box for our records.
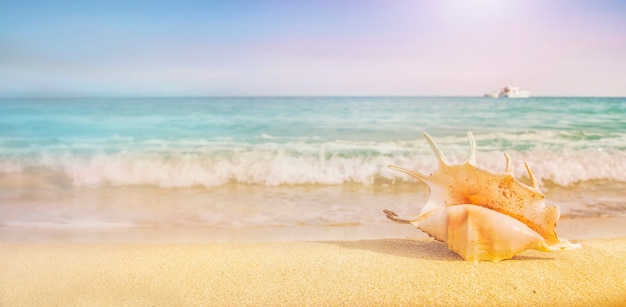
[1,0,625,97]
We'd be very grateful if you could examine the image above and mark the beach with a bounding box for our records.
[2,217,626,306]
[3,0,626,303]
[1,97,625,305]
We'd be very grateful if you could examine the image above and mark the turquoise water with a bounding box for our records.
[1,97,625,234]
[2,97,625,142]
[1,97,624,186]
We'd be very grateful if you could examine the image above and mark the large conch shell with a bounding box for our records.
[384,131,580,262]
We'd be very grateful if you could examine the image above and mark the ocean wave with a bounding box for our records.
[1,138,624,188]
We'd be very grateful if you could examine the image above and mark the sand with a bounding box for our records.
[2,230,626,306]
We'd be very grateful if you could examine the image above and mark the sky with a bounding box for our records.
[1,0,625,97]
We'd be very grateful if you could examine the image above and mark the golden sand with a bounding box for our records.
[1,237,625,306]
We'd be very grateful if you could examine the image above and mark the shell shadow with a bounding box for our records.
[510,254,556,261]
[328,239,463,261]
[327,239,556,262]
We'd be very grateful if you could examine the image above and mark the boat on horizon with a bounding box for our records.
[484,85,530,98]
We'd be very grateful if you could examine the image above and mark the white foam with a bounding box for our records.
[1,135,625,188]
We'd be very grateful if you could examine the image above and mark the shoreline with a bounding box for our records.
[2,215,626,243]
[2,180,624,235]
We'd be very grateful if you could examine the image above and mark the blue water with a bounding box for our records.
[1,96,624,187]
[1,97,625,233]
[2,97,624,142]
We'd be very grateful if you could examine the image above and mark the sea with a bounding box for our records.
[1,96,625,241]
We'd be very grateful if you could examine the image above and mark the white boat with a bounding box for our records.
[498,85,530,98]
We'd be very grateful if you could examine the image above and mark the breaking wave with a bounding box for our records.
[1,135,625,188]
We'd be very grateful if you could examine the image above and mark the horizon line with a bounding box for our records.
[1,94,625,99]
